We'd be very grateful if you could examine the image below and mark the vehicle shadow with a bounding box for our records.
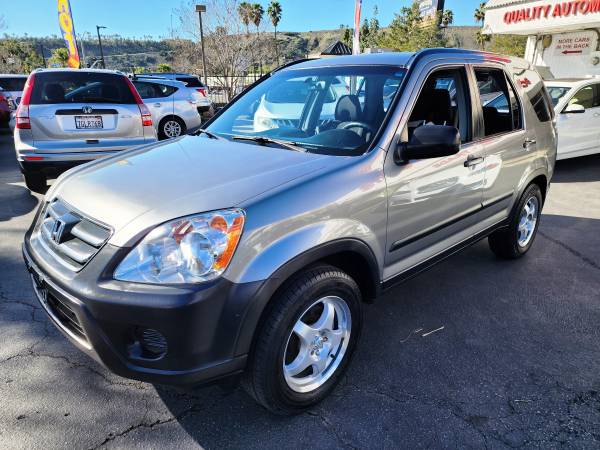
[552,152,600,183]
[154,213,600,449]
[0,181,38,222]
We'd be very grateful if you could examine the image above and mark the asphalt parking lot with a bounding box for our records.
[0,129,599,449]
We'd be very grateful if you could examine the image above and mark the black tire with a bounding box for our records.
[23,170,47,194]
[488,183,543,259]
[243,264,362,415]
[158,116,186,140]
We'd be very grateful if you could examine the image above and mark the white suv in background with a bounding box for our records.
[140,73,213,120]
[545,78,600,160]
[131,77,203,139]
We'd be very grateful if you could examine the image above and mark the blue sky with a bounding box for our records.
[1,0,481,38]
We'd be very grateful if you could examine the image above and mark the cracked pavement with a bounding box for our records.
[1,130,599,449]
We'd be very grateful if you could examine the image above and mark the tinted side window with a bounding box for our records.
[475,68,521,136]
[176,76,204,87]
[530,88,552,122]
[133,81,156,99]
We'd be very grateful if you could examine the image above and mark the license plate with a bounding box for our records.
[75,115,103,129]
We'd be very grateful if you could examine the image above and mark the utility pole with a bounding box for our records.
[39,44,46,68]
[195,5,208,85]
[96,25,107,69]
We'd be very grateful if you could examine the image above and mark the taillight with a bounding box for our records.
[16,73,35,130]
[196,88,207,97]
[16,104,30,129]
[139,103,153,127]
[124,76,153,127]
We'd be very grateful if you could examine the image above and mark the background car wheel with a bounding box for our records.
[23,171,47,194]
[488,183,543,259]
[243,264,362,415]
[158,116,186,140]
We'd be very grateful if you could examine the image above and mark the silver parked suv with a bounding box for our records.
[23,49,556,414]
[14,69,157,192]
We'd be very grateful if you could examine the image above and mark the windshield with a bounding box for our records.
[546,86,571,107]
[207,65,406,156]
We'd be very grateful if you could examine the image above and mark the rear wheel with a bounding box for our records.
[488,183,543,259]
[243,264,362,415]
[23,170,47,194]
[159,116,186,140]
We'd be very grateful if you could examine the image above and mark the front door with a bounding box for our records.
[383,66,486,280]
[558,83,600,158]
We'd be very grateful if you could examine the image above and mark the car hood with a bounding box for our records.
[49,136,329,247]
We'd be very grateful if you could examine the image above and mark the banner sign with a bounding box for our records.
[353,0,362,55]
[57,0,80,68]
[417,0,445,18]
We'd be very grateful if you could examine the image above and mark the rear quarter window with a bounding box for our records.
[175,77,204,88]
[30,72,136,105]
[529,88,553,122]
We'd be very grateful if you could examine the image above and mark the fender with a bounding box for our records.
[232,238,380,357]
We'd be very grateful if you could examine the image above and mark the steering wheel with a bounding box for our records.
[338,121,375,136]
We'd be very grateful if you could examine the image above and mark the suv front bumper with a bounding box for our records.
[22,233,266,386]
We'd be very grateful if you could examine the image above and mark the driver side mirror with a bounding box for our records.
[563,103,585,114]
[394,125,461,165]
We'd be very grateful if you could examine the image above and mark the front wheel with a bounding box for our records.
[488,183,543,259]
[243,264,362,415]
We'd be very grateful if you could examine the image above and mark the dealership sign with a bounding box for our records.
[57,0,80,68]
[484,0,600,34]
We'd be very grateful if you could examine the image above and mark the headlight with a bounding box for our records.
[114,209,245,284]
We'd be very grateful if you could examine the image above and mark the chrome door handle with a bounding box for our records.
[523,139,536,149]
[464,156,484,167]
[153,103,162,107]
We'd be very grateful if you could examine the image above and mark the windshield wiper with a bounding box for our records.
[231,135,306,152]
[194,128,223,140]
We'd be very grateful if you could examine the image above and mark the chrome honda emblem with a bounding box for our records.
[82,106,93,114]
[51,219,66,244]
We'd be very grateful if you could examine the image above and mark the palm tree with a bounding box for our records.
[441,9,454,28]
[474,2,486,24]
[250,3,264,34]
[267,1,282,64]
[475,29,491,49]
[238,2,252,34]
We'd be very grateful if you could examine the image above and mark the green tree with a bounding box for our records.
[489,34,527,57]
[0,39,43,73]
[238,2,252,34]
[250,3,264,34]
[49,47,70,67]
[342,27,352,47]
[474,2,486,24]
[441,9,454,28]
[378,3,447,52]
[156,63,172,73]
[475,29,491,50]
[267,1,282,64]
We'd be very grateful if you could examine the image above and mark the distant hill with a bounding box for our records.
[2,26,487,73]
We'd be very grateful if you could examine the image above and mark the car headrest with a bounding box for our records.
[335,95,362,122]
[44,84,65,103]
[428,89,452,125]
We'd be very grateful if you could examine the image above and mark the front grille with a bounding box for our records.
[35,198,111,271]
[45,290,87,342]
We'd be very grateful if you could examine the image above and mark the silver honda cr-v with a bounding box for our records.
[23,49,556,415]
[14,68,157,192]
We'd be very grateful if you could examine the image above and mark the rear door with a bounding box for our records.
[133,81,176,124]
[28,71,146,153]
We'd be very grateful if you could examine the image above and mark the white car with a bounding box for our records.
[545,78,600,160]
[132,77,203,140]
[0,74,28,110]
[139,73,213,119]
